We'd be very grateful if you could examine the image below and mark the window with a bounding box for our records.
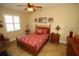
[4,15,21,32]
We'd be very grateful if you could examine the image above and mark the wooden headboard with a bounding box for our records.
[35,24,51,34]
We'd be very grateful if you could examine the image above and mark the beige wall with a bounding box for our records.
[27,4,79,43]
[0,6,28,41]
[75,7,79,34]
[0,4,79,43]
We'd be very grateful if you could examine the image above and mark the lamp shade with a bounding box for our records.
[55,25,61,31]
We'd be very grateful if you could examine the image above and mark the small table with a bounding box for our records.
[25,29,30,35]
[50,33,60,44]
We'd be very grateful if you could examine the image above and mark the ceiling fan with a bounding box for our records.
[18,3,42,11]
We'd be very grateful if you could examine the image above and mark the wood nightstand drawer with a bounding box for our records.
[51,33,60,44]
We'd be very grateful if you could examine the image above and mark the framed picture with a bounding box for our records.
[34,18,38,23]
[39,17,47,23]
[48,17,53,23]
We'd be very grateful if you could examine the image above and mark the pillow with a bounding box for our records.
[35,27,49,34]
[35,28,43,34]
[42,28,49,34]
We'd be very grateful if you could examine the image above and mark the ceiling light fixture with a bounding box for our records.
[23,3,42,12]
[27,7,33,11]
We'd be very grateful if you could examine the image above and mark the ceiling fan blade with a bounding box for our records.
[28,3,32,7]
[28,3,30,6]
[33,6,42,8]
[32,7,36,11]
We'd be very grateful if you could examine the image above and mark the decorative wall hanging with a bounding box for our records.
[34,17,53,23]
[39,17,47,23]
[48,17,53,23]
[34,18,38,23]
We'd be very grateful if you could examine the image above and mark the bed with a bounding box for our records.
[16,25,51,55]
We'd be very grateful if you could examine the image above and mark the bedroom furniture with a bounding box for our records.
[0,50,9,56]
[67,36,79,56]
[0,33,10,56]
[16,25,51,55]
[0,44,6,53]
[25,29,30,35]
[50,33,60,44]
[0,44,9,56]
[55,25,61,34]
[69,31,73,38]
[0,33,10,46]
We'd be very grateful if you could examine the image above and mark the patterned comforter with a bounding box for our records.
[18,32,49,51]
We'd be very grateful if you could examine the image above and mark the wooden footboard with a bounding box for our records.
[16,37,49,56]
[16,37,38,55]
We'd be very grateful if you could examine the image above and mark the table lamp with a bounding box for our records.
[55,25,61,34]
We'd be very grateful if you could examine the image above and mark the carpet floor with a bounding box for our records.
[6,40,67,56]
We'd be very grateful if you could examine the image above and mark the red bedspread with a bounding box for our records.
[18,33,49,51]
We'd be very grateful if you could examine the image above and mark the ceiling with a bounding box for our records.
[0,3,78,12]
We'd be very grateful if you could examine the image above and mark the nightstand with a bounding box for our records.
[25,29,30,35]
[50,33,60,44]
